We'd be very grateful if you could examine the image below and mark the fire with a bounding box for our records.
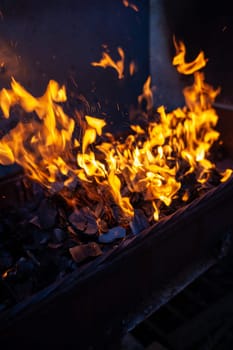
[138,75,153,111]
[0,41,232,224]
[172,37,208,75]
[91,47,125,79]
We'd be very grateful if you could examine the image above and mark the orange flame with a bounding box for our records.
[91,47,125,79]
[138,75,153,111]
[129,60,136,76]
[172,37,208,74]
[0,40,231,223]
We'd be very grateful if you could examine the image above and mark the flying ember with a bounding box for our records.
[122,0,139,12]
[0,41,231,226]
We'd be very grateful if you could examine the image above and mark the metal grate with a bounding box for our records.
[122,246,233,350]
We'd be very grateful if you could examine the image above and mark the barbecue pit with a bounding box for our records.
[0,1,233,349]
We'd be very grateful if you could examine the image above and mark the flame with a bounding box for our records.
[220,168,233,182]
[138,75,153,111]
[129,60,136,76]
[0,40,231,223]
[172,37,208,75]
[0,79,74,186]
[91,47,125,79]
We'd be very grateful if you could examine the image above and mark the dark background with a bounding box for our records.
[0,0,149,118]
[164,1,233,104]
[0,0,149,177]
[0,1,233,113]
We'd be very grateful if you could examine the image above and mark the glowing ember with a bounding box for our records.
[122,0,139,12]
[129,60,137,76]
[0,41,232,225]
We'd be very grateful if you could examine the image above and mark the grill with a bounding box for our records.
[0,2,233,350]
[1,105,233,349]
[127,244,233,350]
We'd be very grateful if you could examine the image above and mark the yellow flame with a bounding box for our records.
[138,75,153,111]
[220,168,233,182]
[0,40,231,223]
[172,37,208,75]
[91,47,125,79]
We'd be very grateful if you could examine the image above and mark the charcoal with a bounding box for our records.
[69,209,86,231]
[98,226,126,244]
[3,257,35,283]
[16,257,35,278]
[25,249,41,267]
[67,225,82,242]
[57,255,77,273]
[50,181,65,194]
[85,219,98,235]
[69,242,102,263]
[111,205,124,224]
[29,216,41,228]
[140,202,154,221]
[52,228,67,243]
[97,219,109,233]
[208,168,222,186]
[37,199,58,229]
[39,234,50,245]
[14,279,34,301]
[24,182,45,211]
[129,209,150,235]
[0,250,13,271]
[94,201,103,218]
[0,304,6,312]
[23,229,50,250]
[0,275,18,302]
[47,242,64,249]
[65,177,79,191]
[69,207,98,235]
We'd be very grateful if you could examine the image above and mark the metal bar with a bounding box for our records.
[149,0,184,109]
[167,291,233,350]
